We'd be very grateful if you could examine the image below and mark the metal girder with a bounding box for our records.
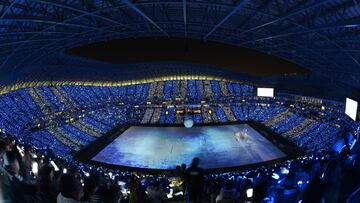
[1,18,116,30]
[240,19,360,45]
[203,0,251,40]
[12,21,332,73]
[183,0,186,36]
[277,1,353,34]
[31,0,133,29]
[122,0,169,37]
[0,38,72,47]
[223,2,360,67]
[1,0,19,18]
[0,31,75,36]
[237,17,360,66]
[0,1,138,70]
[0,0,359,87]
[16,22,173,67]
[228,0,333,39]
[183,0,186,25]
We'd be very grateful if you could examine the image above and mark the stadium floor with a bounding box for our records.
[91,124,287,169]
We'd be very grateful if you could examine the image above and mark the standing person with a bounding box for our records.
[21,145,33,181]
[36,164,56,203]
[215,180,238,203]
[57,173,83,203]
[129,179,147,203]
[185,157,204,203]
[1,151,35,202]
[181,164,187,178]
[146,181,167,203]
[80,178,97,202]
[0,140,7,167]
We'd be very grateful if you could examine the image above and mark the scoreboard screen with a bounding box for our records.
[257,88,274,97]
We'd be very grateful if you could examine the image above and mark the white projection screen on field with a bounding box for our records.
[345,98,358,121]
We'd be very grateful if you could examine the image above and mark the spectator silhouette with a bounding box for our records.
[36,164,56,203]
[1,151,35,203]
[146,180,167,203]
[0,140,6,167]
[80,177,96,202]
[57,173,83,203]
[215,180,238,203]
[185,157,204,203]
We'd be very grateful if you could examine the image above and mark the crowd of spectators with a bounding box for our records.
[0,79,359,203]
[0,84,355,164]
[0,80,256,137]
[1,134,359,203]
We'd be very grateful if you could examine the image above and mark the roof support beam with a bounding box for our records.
[203,0,251,40]
[2,18,115,31]
[183,0,187,36]
[122,0,169,37]
[0,38,71,47]
[32,0,132,29]
[241,20,360,45]
[0,2,138,70]
[16,22,329,72]
[183,0,187,25]
[231,0,332,38]
[0,31,74,36]
[1,0,19,18]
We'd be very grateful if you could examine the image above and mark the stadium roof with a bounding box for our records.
[1,0,360,94]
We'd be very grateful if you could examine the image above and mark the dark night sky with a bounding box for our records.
[67,37,310,77]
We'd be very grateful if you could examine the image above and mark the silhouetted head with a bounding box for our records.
[38,164,54,181]
[181,163,187,170]
[225,180,234,190]
[59,173,83,201]
[83,178,97,196]
[191,157,200,167]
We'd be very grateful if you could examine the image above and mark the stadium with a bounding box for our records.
[0,1,359,203]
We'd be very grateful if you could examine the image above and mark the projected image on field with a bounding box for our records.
[92,124,286,169]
